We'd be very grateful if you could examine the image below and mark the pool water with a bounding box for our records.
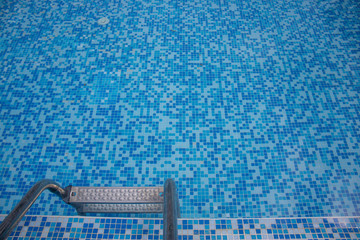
[0,0,360,218]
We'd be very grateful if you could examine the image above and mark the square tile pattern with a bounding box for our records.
[0,0,360,218]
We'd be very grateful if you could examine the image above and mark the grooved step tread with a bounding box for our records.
[69,187,164,203]
[78,203,164,213]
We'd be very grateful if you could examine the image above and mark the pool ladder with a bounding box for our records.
[0,179,180,240]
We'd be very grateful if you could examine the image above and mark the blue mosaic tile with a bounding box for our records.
[0,0,360,218]
[2,216,360,240]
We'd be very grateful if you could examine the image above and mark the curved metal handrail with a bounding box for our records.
[0,180,68,239]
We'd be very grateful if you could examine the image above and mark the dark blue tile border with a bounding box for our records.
[2,216,360,240]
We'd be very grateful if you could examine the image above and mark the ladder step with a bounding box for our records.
[68,187,164,203]
[77,203,164,213]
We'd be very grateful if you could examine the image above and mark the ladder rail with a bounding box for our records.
[0,180,68,240]
[163,179,180,240]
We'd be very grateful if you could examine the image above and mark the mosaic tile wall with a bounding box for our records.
[2,215,360,240]
[0,0,360,218]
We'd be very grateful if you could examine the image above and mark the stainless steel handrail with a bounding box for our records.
[163,178,180,240]
[0,180,68,239]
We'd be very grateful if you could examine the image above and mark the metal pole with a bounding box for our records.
[163,178,180,240]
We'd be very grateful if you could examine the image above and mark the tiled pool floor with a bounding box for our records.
[1,0,360,218]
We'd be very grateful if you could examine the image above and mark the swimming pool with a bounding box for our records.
[0,0,360,219]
